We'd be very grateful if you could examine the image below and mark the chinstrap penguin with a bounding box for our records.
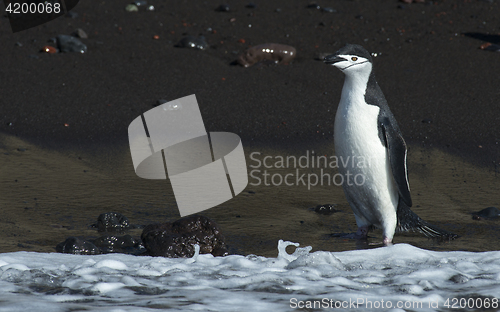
[324,44,457,245]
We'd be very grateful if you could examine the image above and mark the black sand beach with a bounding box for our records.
[0,0,499,256]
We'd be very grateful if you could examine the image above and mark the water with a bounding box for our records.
[1,241,499,311]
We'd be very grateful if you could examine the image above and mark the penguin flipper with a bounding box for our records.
[379,117,412,207]
[396,200,458,239]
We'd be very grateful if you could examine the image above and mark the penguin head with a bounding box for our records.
[324,44,373,77]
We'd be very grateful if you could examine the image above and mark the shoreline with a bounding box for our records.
[0,132,498,256]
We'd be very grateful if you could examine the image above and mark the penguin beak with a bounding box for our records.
[324,55,347,64]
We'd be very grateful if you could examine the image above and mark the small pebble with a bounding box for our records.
[133,0,147,6]
[307,3,321,9]
[72,28,88,39]
[313,204,339,215]
[65,11,78,18]
[41,45,58,54]
[322,7,336,13]
[125,4,139,12]
[472,207,500,220]
[56,35,87,53]
[15,42,22,47]
[421,118,432,124]
[147,5,155,11]
[237,43,296,67]
[176,36,208,50]
[216,4,230,12]
[246,2,256,8]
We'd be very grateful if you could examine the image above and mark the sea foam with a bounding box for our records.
[0,241,499,311]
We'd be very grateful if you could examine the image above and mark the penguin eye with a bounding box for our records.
[351,57,358,61]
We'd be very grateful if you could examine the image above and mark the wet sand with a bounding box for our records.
[0,133,498,257]
[0,0,499,256]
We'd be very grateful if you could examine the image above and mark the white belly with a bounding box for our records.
[334,91,398,231]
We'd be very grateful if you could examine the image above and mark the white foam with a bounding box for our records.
[0,242,499,311]
[95,259,128,270]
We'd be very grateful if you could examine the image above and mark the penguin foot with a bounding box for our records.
[368,237,393,246]
[383,236,393,246]
[331,226,370,240]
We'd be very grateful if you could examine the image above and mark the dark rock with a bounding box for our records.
[93,234,141,253]
[472,207,500,220]
[314,204,339,215]
[175,36,208,50]
[141,215,228,257]
[56,35,87,53]
[96,212,130,232]
[246,3,256,8]
[422,118,432,124]
[216,4,230,12]
[56,237,100,255]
